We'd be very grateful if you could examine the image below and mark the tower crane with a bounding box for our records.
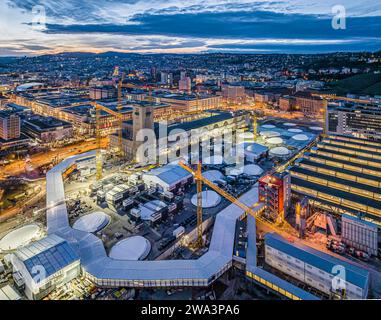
[92,101,125,180]
[252,111,258,141]
[178,161,277,248]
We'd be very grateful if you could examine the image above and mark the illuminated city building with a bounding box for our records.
[259,172,291,222]
[264,233,369,299]
[327,103,381,139]
[290,134,381,226]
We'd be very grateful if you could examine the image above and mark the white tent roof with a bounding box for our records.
[109,236,151,261]
[283,122,297,127]
[288,128,303,133]
[73,212,110,233]
[0,224,42,252]
[267,137,283,145]
[292,134,309,141]
[261,124,276,129]
[243,164,264,176]
[260,131,281,138]
[309,126,323,131]
[226,164,264,176]
[245,143,269,154]
[191,190,221,208]
[203,170,224,182]
[269,147,291,156]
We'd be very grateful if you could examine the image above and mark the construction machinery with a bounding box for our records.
[179,160,299,248]
[252,111,258,141]
[195,162,204,248]
[179,161,265,248]
[92,101,125,180]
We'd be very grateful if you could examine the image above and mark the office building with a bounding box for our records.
[294,92,327,117]
[221,85,246,104]
[89,86,117,100]
[179,76,192,93]
[23,115,74,143]
[157,93,221,112]
[279,96,297,112]
[0,111,20,140]
[160,72,173,86]
[327,103,381,139]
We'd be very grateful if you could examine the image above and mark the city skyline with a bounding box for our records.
[1,0,381,56]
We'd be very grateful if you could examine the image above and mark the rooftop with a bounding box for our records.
[265,233,369,289]
[15,234,79,279]
[24,116,72,130]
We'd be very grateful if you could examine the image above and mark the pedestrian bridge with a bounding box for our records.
[45,151,318,299]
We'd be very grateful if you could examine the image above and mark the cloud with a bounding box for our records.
[1,0,381,55]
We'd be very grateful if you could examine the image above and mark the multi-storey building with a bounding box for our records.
[12,235,80,300]
[290,134,381,227]
[265,233,369,299]
[294,92,327,117]
[221,85,246,105]
[157,93,221,112]
[89,86,117,100]
[0,110,20,140]
[259,172,291,222]
[23,114,74,143]
[327,103,381,139]
[279,96,296,112]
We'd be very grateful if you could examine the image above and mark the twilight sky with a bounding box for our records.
[0,0,381,56]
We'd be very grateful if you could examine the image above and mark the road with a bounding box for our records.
[0,138,109,180]
[0,181,46,224]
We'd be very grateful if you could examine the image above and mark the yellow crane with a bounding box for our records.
[252,111,258,141]
[92,101,125,180]
[179,161,268,248]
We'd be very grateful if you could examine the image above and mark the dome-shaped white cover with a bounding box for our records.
[269,147,291,157]
[309,126,323,131]
[283,122,297,127]
[191,190,221,208]
[262,124,276,129]
[260,131,281,138]
[267,137,283,145]
[292,134,309,141]
[203,170,224,182]
[288,128,303,133]
[109,236,151,261]
[0,224,42,252]
[73,212,110,233]
[243,164,264,176]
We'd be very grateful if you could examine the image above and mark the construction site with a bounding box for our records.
[2,84,379,301]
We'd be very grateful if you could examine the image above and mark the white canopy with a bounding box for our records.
[109,236,151,261]
[0,224,42,252]
[73,212,110,233]
[191,190,221,208]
